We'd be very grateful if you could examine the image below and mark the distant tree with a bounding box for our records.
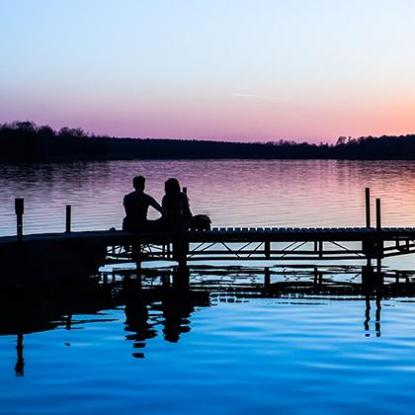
[336,136,347,146]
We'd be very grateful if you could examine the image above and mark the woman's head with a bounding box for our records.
[165,178,181,195]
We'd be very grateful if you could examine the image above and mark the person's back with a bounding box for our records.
[124,191,154,229]
[123,176,163,232]
[162,178,192,230]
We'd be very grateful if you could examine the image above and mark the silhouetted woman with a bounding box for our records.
[162,178,192,231]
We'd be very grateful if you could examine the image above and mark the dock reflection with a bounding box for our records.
[2,265,415,375]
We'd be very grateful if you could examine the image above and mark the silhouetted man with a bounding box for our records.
[123,176,163,232]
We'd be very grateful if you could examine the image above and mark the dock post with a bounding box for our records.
[365,188,371,228]
[375,198,382,274]
[376,198,383,274]
[264,267,270,288]
[132,243,142,270]
[318,240,323,258]
[15,198,24,242]
[264,240,270,259]
[173,263,189,290]
[376,198,381,231]
[362,265,373,289]
[65,205,72,233]
[162,272,171,289]
[173,233,188,269]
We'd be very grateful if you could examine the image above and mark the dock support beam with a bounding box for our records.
[376,198,382,273]
[365,188,371,228]
[15,198,24,242]
[264,240,270,259]
[173,265,189,290]
[132,243,142,270]
[264,267,270,288]
[65,205,72,233]
[376,198,381,231]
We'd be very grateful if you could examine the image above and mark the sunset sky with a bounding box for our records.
[1,0,415,142]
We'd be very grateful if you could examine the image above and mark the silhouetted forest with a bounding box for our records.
[1,121,415,161]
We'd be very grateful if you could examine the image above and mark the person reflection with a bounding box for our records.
[123,279,156,358]
[161,290,193,343]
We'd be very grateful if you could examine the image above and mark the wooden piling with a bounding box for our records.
[15,198,24,242]
[264,240,270,259]
[65,205,72,233]
[264,267,270,288]
[375,198,383,273]
[376,198,381,230]
[365,188,371,228]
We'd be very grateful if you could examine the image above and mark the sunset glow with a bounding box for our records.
[1,0,415,142]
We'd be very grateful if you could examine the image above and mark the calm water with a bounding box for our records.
[2,159,415,234]
[2,159,415,414]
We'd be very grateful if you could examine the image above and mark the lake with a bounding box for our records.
[1,159,415,414]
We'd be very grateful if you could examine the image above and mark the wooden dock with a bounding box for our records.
[2,189,415,284]
[1,226,415,283]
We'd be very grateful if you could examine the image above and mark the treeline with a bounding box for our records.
[1,121,415,161]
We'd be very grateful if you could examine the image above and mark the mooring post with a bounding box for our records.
[162,272,171,289]
[375,198,382,275]
[264,240,270,259]
[264,267,270,288]
[178,185,189,270]
[15,198,24,242]
[362,265,373,289]
[176,240,188,270]
[365,187,371,228]
[362,188,373,266]
[65,205,72,233]
[376,198,381,231]
[132,243,142,270]
[173,264,189,290]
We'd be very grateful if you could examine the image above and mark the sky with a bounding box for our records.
[1,0,415,143]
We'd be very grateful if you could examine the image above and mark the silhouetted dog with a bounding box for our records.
[190,214,211,231]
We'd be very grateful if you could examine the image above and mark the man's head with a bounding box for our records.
[133,176,145,191]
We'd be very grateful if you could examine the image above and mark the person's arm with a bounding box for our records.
[183,194,193,223]
[149,196,164,215]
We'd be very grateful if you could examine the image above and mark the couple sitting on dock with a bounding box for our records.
[123,176,209,233]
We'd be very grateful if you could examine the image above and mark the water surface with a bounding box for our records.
[2,160,415,414]
[1,271,415,415]
[1,159,415,234]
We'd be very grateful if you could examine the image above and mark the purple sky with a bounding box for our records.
[1,0,415,142]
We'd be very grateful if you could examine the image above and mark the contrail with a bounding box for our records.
[231,93,279,102]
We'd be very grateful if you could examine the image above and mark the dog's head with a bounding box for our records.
[191,214,211,231]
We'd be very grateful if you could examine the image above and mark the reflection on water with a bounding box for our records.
[3,160,415,413]
[2,267,415,414]
[2,159,415,236]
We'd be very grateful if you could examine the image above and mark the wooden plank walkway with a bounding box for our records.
[2,189,414,284]
[2,226,415,269]
[2,226,415,244]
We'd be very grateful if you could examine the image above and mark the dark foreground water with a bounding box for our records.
[1,270,415,415]
[2,160,415,414]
